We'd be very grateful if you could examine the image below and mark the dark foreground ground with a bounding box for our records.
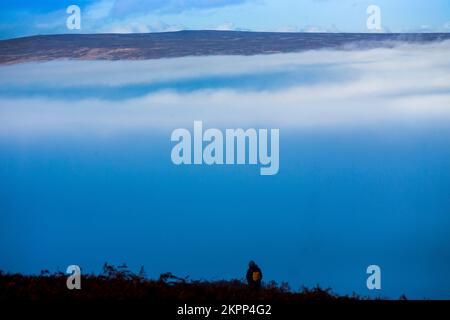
[1,30,450,64]
[1,265,446,318]
[0,263,359,302]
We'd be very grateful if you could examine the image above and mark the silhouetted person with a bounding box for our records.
[246,260,262,290]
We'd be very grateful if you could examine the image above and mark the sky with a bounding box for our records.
[0,0,449,39]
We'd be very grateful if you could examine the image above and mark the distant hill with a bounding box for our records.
[1,30,450,64]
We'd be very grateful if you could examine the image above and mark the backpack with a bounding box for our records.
[252,271,261,281]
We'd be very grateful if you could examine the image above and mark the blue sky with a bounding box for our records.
[0,0,449,39]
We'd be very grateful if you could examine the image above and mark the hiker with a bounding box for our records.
[246,260,263,290]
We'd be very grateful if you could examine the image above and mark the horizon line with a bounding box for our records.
[2,29,450,41]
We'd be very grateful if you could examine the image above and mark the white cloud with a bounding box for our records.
[212,22,237,31]
[85,0,115,20]
[106,22,150,33]
[100,19,184,34]
[110,0,251,15]
[443,21,450,31]
[275,26,299,33]
[1,41,450,136]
